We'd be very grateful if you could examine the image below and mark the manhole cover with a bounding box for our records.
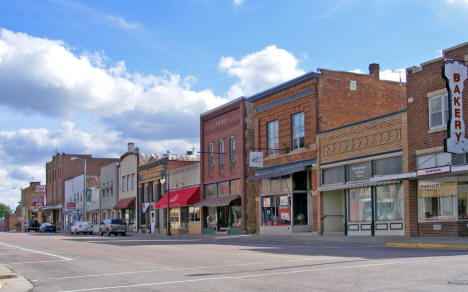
[448,280,468,285]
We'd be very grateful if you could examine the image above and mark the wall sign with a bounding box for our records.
[35,185,46,192]
[444,61,468,154]
[417,165,451,176]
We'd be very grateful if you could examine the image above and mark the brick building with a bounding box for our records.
[406,42,468,237]
[249,64,406,235]
[21,182,46,225]
[44,153,118,230]
[140,152,199,234]
[198,97,257,234]
[249,73,319,234]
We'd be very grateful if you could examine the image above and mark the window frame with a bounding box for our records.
[428,94,449,131]
[291,112,305,150]
[208,143,214,168]
[230,136,236,164]
[267,120,279,156]
[218,139,225,166]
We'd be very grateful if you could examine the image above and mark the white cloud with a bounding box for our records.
[446,0,468,4]
[349,68,406,82]
[234,0,244,6]
[105,15,143,31]
[0,28,227,118]
[219,45,305,98]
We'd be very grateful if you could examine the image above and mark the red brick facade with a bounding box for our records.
[406,42,468,236]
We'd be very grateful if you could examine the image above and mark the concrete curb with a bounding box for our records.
[386,242,468,250]
[0,265,33,292]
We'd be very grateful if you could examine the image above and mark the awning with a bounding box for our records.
[318,180,401,192]
[41,205,62,210]
[155,186,200,209]
[251,166,305,180]
[250,158,315,180]
[194,194,240,207]
[113,197,136,210]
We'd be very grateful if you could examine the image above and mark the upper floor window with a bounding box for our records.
[208,143,214,168]
[267,120,279,156]
[131,174,135,190]
[122,176,125,192]
[292,112,305,150]
[230,136,236,164]
[428,94,449,130]
[219,139,225,166]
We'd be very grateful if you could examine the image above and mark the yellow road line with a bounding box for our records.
[386,242,468,249]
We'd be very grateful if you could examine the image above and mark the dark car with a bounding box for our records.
[25,220,40,232]
[99,219,127,236]
[39,222,56,233]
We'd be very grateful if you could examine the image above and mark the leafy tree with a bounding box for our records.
[0,203,12,218]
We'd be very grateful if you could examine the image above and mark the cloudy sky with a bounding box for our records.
[0,0,467,208]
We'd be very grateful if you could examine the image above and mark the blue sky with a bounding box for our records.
[0,0,467,208]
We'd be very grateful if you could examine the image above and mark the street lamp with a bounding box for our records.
[159,156,171,236]
[71,157,87,222]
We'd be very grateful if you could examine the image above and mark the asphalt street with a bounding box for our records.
[1,232,468,291]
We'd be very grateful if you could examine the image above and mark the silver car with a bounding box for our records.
[99,219,127,236]
[70,221,93,235]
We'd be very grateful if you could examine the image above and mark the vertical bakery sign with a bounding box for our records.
[444,61,468,154]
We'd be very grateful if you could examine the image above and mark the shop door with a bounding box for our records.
[218,206,229,230]
[323,190,345,234]
[150,211,156,233]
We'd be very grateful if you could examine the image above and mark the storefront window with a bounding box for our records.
[189,207,200,222]
[218,181,229,196]
[231,205,242,227]
[376,184,403,221]
[375,157,402,176]
[205,183,217,198]
[230,179,241,195]
[205,207,217,228]
[261,195,290,226]
[180,207,188,229]
[458,182,468,219]
[322,166,345,185]
[170,208,180,230]
[348,162,372,182]
[293,193,308,225]
[418,181,457,221]
[348,188,372,222]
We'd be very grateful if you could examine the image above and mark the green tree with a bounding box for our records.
[0,203,12,218]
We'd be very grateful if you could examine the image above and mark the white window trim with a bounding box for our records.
[428,94,448,131]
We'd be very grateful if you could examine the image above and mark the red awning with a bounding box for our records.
[113,197,136,210]
[155,186,200,209]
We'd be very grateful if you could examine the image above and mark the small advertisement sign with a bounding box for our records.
[262,197,270,208]
[66,202,76,208]
[35,185,46,192]
[249,151,264,168]
[32,195,45,207]
[417,165,451,176]
[142,202,150,213]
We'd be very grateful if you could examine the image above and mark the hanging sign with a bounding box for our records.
[249,151,264,168]
[444,61,468,154]
[35,185,46,192]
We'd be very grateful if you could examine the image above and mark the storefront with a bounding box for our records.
[196,179,242,234]
[252,159,315,235]
[155,186,200,234]
[113,197,136,230]
[319,155,405,236]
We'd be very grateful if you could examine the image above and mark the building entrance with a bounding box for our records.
[218,206,229,230]
[323,190,345,234]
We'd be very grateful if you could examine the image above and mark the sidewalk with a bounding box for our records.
[125,232,468,249]
[0,265,32,292]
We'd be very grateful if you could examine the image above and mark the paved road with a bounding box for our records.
[1,232,468,291]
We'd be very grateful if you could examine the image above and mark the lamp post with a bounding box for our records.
[71,157,87,222]
[159,156,171,236]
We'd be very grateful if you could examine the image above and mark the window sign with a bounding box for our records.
[263,197,271,208]
[444,61,468,154]
[348,162,372,182]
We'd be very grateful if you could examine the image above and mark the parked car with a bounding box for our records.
[39,222,56,233]
[70,221,93,235]
[99,218,127,236]
[25,220,40,232]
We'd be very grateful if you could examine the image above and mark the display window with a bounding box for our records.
[418,181,457,222]
[169,207,189,229]
[293,193,307,225]
[231,205,242,227]
[189,207,200,222]
[261,195,291,226]
[205,207,217,228]
[376,184,403,221]
[458,182,468,219]
[348,187,372,222]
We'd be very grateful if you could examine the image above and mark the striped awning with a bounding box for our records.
[318,180,401,192]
